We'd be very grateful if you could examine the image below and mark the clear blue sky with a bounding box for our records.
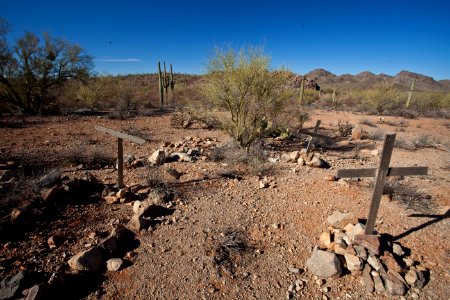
[2,0,450,79]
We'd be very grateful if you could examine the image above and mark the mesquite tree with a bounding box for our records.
[0,19,93,114]
[203,46,291,150]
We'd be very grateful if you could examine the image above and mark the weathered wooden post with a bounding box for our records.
[336,134,428,234]
[95,126,146,188]
[305,120,321,154]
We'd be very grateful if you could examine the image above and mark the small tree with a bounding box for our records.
[0,19,93,114]
[202,46,291,150]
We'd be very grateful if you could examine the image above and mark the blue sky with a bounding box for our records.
[2,0,450,79]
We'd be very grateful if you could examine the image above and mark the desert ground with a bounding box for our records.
[0,109,449,299]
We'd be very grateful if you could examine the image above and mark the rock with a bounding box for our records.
[132,200,156,217]
[347,223,365,239]
[103,196,119,204]
[289,151,300,162]
[24,284,49,300]
[305,247,342,278]
[370,149,379,156]
[360,264,374,292]
[288,267,300,274]
[405,269,426,288]
[0,271,26,300]
[170,152,192,162]
[319,231,331,248]
[327,211,358,228]
[148,150,165,165]
[334,244,348,255]
[110,224,134,242]
[382,272,406,296]
[325,175,336,182]
[367,255,384,272]
[352,234,381,255]
[259,180,269,189]
[344,254,363,272]
[353,245,368,260]
[343,223,354,233]
[106,258,124,271]
[381,253,406,273]
[41,186,66,204]
[297,157,305,166]
[333,231,346,245]
[68,247,103,272]
[268,157,279,163]
[305,156,328,168]
[10,208,28,223]
[102,185,117,197]
[116,188,128,198]
[99,236,118,256]
[47,235,64,249]
[351,125,363,140]
[119,192,139,204]
[372,272,385,292]
[392,243,405,256]
[129,215,148,231]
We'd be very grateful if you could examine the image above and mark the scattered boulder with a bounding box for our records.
[106,258,124,271]
[360,264,374,292]
[305,156,329,168]
[0,271,26,300]
[351,125,363,140]
[68,247,103,272]
[169,152,192,162]
[372,271,385,292]
[344,254,363,272]
[305,247,342,278]
[148,150,166,165]
[382,272,406,296]
[319,231,331,248]
[47,235,65,249]
[405,268,426,288]
[327,211,357,228]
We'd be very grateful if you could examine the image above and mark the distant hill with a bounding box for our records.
[304,69,450,92]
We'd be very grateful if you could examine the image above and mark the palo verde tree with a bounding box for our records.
[202,46,291,150]
[0,19,93,114]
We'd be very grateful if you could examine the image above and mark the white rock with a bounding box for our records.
[106,258,124,271]
[344,254,363,271]
[148,150,165,165]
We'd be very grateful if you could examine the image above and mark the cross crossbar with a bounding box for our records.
[335,133,428,235]
[95,126,146,188]
[95,126,146,144]
[336,166,428,178]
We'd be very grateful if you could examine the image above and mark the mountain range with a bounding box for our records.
[304,69,450,92]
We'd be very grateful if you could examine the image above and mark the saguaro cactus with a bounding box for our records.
[157,61,175,108]
[332,87,337,110]
[406,79,415,109]
[299,75,305,105]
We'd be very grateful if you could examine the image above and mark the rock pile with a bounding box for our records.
[305,210,428,296]
[279,150,330,169]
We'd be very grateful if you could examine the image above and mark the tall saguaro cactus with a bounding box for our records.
[406,79,415,109]
[299,75,305,105]
[157,61,175,108]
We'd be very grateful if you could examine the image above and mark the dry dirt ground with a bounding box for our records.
[0,109,449,299]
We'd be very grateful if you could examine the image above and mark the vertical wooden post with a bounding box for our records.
[306,120,321,154]
[365,134,396,234]
[117,138,124,188]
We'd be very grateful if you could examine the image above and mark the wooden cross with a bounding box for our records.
[336,134,428,234]
[299,120,328,154]
[95,126,146,188]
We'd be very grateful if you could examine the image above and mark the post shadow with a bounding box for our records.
[394,208,450,241]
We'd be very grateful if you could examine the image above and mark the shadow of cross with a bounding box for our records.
[298,120,329,154]
[336,134,428,234]
[95,126,146,188]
